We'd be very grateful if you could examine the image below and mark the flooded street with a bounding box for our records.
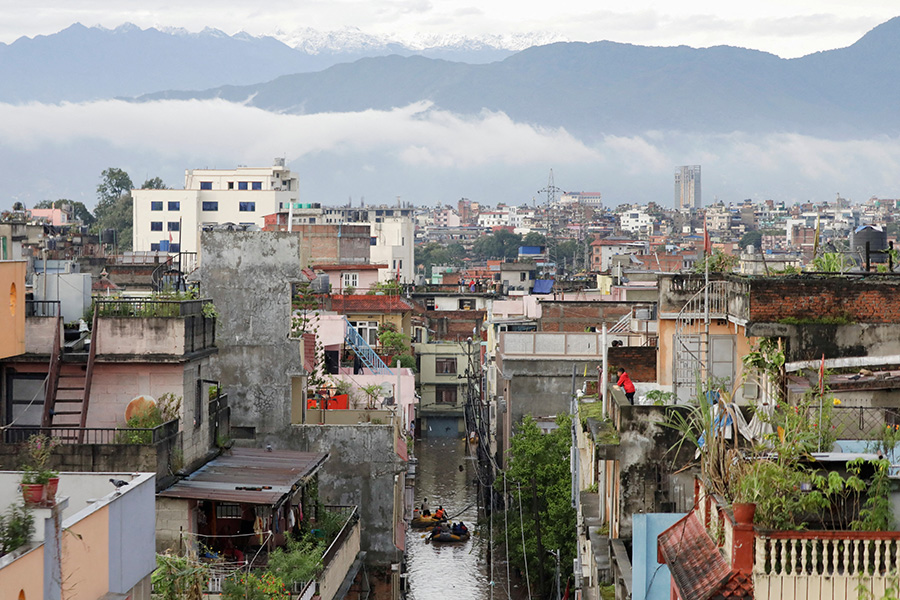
[407,438,491,600]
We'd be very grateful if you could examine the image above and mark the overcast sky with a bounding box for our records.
[1,1,897,57]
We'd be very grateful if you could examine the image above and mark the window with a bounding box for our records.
[170,243,180,252]
[239,202,256,212]
[216,503,241,519]
[458,299,475,310]
[202,201,218,211]
[199,181,212,190]
[520,272,526,281]
[168,221,180,231]
[343,273,359,288]
[238,182,248,190]
[435,357,457,374]
[227,181,234,190]
[252,181,262,190]
[351,321,379,346]
[150,243,160,251]
[425,297,435,310]
[435,386,457,404]
[168,201,180,211]
[151,222,163,231]
[370,237,377,246]
[151,201,163,211]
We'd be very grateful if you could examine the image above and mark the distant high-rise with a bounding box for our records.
[674,165,701,210]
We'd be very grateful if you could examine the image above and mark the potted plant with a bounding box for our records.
[22,434,60,504]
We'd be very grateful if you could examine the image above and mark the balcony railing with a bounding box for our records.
[95,298,207,318]
[754,531,900,600]
[831,405,900,440]
[3,419,179,445]
[25,299,60,317]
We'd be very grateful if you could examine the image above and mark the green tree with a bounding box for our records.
[472,230,522,260]
[498,414,576,598]
[739,231,762,249]
[415,242,466,278]
[94,168,135,251]
[33,199,95,224]
[522,232,547,247]
[141,177,169,189]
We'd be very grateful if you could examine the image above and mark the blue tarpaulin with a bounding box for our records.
[532,279,554,294]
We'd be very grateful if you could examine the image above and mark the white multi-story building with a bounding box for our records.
[675,165,701,211]
[619,208,653,235]
[133,160,298,254]
[477,211,510,228]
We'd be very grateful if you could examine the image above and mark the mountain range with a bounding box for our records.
[5,18,900,141]
[136,17,900,139]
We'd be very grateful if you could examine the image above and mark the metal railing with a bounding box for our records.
[95,298,206,318]
[25,299,60,317]
[343,317,392,375]
[3,419,179,445]
[321,505,360,567]
[829,405,900,441]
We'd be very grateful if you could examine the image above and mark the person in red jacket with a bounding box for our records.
[616,367,636,404]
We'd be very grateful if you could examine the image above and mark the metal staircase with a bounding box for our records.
[42,304,99,441]
[672,281,728,402]
[608,311,632,334]
[343,317,393,375]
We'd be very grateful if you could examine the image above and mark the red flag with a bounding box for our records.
[169,232,173,243]
[703,217,711,255]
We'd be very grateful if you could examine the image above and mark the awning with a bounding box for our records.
[158,447,328,506]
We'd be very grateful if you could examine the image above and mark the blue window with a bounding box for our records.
[168,222,180,231]
[238,182,248,190]
[239,202,256,212]
[170,243,180,252]
[202,201,218,211]
[370,237,377,246]
[168,201,180,211]
[150,243,160,251]
[151,222,163,231]
[151,201,163,211]
[251,181,262,190]
[199,181,212,190]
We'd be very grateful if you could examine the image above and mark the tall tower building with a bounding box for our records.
[674,165,701,210]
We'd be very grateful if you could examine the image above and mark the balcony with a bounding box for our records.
[94,298,216,356]
[0,419,181,491]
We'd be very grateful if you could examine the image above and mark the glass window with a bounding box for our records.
[150,243,160,251]
[150,222,163,231]
[435,358,457,374]
[151,201,163,211]
[202,201,218,211]
[435,386,457,404]
[251,181,262,190]
[168,221,180,231]
[343,273,359,288]
[239,202,256,212]
[168,201,180,211]
[370,237,377,246]
[227,181,234,190]
[238,182,248,190]
[200,181,212,190]
[170,243,180,252]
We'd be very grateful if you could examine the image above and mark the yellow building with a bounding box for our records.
[0,260,25,360]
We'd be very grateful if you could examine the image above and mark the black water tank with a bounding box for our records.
[850,225,887,263]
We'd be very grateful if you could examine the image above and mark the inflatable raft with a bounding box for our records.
[430,531,470,543]
[410,514,447,529]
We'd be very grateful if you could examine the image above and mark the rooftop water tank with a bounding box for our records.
[850,225,887,263]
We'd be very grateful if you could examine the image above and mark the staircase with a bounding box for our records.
[672,280,728,402]
[343,317,392,375]
[42,305,99,441]
[608,311,632,334]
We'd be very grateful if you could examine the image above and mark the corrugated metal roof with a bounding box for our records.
[658,511,730,600]
[158,448,328,506]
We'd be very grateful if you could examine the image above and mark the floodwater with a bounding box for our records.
[406,438,493,600]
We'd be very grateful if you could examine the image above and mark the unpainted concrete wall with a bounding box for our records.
[275,424,404,567]
[200,231,305,435]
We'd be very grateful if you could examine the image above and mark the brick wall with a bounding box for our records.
[423,310,485,341]
[749,278,900,324]
[539,301,637,332]
[607,346,657,383]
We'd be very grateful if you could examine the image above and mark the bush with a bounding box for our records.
[0,503,34,556]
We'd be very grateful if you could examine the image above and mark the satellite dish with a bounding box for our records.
[125,395,156,422]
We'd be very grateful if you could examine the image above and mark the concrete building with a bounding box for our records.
[674,165,701,211]
[590,239,647,272]
[416,341,479,438]
[619,209,653,236]
[0,471,156,600]
[133,160,299,254]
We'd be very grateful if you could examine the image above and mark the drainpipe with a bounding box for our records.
[601,324,608,417]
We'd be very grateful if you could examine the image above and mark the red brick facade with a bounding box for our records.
[607,346,656,383]
[539,301,637,332]
[748,278,900,324]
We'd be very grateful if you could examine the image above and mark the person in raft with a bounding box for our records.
[616,367,636,404]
